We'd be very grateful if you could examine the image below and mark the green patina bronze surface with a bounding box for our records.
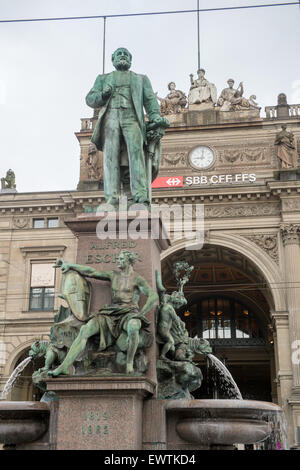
[155,265,212,400]
[44,250,158,377]
[86,47,169,208]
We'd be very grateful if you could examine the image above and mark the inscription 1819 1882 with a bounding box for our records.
[81,410,110,437]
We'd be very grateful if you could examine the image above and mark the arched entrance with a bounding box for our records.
[161,243,277,403]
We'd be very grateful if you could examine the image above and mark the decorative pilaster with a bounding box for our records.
[271,312,293,405]
[271,311,294,445]
[280,224,300,388]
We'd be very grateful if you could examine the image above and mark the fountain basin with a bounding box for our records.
[165,399,286,449]
[177,418,270,446]
[0,401,50,445]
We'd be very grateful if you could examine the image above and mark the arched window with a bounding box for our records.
[182,297,266,346]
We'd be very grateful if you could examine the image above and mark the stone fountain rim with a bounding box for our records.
[0,401,50,413]
[165,399,283,412]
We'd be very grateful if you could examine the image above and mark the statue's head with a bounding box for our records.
[197,68,205,77]
[112,47,132,71]
[227,79,234,88]
[29,340,48,359]
[281,124,287,131]
[117,250,139,269]
[168,82,176,90]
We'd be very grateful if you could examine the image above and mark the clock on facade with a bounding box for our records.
[189,146,215,170]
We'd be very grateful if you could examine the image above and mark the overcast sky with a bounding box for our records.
[0,0,299,193]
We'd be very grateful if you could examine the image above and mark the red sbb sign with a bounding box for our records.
[152,176,183,188]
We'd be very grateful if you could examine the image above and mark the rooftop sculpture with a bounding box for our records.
[188,68,217,109]
[275,124,298,169]
[217,79,260,112]
[156,82,187,115]
[1,169,16,191]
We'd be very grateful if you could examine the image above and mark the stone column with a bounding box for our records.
[271,312,293,407]
[271,311,294,446]
[280,224,300,389]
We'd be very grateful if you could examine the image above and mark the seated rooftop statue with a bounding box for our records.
[188,68,217,107]
[217,79,260,112]
[156,82,187,115]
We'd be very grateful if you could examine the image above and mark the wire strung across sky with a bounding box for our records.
[0,2,298,24]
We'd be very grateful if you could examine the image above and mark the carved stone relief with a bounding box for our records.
[160,152,187,168]
[13,217,29,229]
[282,199,300,212]
[217,143,275,169]
[241,234,279,264]
[204,203,280,219]
[160,142,276,171]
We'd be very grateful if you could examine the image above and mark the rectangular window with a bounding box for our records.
[29,263,55,311]
[47,218,59,228]
[29,287,55,310]
[33,218,45,228]
[217,319,231,339]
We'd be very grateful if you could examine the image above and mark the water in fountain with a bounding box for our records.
[260,409,289,450]
[0,356,32,400]
[207,354,243,400]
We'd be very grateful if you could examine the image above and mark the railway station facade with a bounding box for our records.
[1,92,300,446]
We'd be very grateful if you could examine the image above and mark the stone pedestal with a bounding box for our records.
[46,376,155,450]
[217,108,261,122]
[188,102,214,112]
[0,188,17,194]
[43,211,170,449]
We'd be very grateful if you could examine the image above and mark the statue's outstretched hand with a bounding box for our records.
[54,258,71,273]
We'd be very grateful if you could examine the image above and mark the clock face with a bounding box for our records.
[189,146,215,170]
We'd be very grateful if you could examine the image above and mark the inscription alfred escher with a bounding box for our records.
[85,240,141,264]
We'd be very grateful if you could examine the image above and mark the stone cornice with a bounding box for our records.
[20,245,67,258]
[1,183,300,215]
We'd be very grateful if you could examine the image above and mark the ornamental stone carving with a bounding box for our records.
[241,234,279,264]
[217,144,273,168]
[282,199,300,212]
[13,217,29,229]
[160,153,187,168]
[205,203,280,219]
[280,224,300,246]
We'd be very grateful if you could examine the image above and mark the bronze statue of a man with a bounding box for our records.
[48,251,158,376]
[86,47,168,208]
